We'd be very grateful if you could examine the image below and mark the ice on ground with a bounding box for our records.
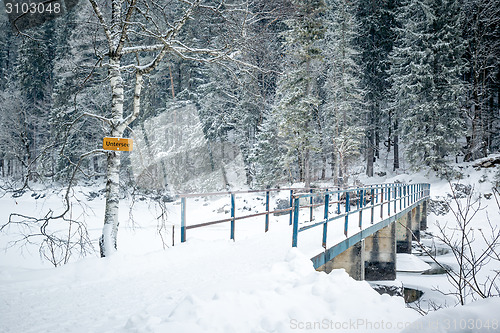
[397,253,432,272]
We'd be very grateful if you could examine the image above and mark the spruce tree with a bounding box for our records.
[356,0,397,176]
[461,0,500,160]
[321,0,364,186]
[250,109,286,187]
[389,0,465,173]
[274,0,326,186]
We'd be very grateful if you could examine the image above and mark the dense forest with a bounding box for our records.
[0,0,499,193]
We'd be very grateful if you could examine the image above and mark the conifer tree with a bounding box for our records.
[461,0,500,160]
[274,0,326,186]
[322,0,364,186]
[250,109,286,187]
[389,0,465,173]
[356,0,397,176]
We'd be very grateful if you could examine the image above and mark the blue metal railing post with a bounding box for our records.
[181,197,186,243]
[230,193,235,241]
[309,189,313,221]
[359,189,364,229]
[380,186,384,219]
[408,184,411,205]
[410,184,413,203]
[388,184,391,216]
[265,190,270,232]
[322,192,329,248]
[399,185,402,211]
[292,197,300,247]
[344,191,350,236]
[289,190,293,225]
[371,187,375,224]
[403,185,407,208]
[394,186,397,212]
[337,190,341,214]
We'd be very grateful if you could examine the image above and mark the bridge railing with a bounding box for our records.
[291,183,431,249]
[179,183,430,245]
[179,187,329,242]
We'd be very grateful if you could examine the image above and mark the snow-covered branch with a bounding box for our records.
[87,0,113,50]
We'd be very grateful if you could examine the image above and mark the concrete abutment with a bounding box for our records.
[317,200,428,281]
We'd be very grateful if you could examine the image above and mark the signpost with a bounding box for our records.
[103,137,133,151]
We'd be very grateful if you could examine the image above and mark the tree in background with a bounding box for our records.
[389,0,465,174]
[273,0,326,187]
[321,0,364,186]
[356,0,397,177]
[461,0,500,161]
[250,109,286,187]
[83,0,264,257]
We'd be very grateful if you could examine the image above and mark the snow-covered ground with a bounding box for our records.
[0,193,418,332]
[1,161,500,332]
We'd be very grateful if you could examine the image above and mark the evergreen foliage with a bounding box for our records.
[321,0,364,185]
[0,0,499,187]
[273,0,326,186]
[389,0,466,173]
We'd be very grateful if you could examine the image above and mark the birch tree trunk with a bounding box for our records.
[86,0,253,257]
[99,58,124,256]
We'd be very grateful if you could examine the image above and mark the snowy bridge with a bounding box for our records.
[179,183,430,281]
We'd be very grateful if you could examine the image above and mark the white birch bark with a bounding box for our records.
[86,0,252,256]
[99,57,125,256]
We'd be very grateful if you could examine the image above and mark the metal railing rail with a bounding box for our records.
[179,183,430,244]
[291,183,431,249]
[180,187,328,242]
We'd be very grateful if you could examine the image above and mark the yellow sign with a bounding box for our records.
[103,137,133,151]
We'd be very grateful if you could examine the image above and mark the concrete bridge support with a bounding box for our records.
[420,200,427,230]
[320,241,365,280]
[315,200,428,282]
[364,223,396,281]
[396,205,423,253]
[396,210,412,254]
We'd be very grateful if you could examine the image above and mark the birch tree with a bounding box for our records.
[85,0,256,257]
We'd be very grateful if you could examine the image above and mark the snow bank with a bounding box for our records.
[402,298,500,333]
[146,249,418,333]
[0,238,419,333]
